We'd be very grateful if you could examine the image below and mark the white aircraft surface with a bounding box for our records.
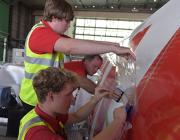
[1,0,180,139]
[91,0,180,139]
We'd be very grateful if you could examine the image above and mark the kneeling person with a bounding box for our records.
[18,67,126,140]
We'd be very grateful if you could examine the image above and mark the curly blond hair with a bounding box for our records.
[33,67,76,103]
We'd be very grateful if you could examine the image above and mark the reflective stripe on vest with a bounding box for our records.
[19,21,64,106]
[23,22,64,79]
[25,54,59,67]
[18,109,66,140]
[18,116,44,140]
[18,110,55,140]
[24,53,61,79]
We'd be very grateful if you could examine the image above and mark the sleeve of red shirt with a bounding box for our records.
[25,126,64,140]
[29,27,60,54]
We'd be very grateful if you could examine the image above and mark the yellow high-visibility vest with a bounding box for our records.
[18,109,65,140]
[19,21,64,106]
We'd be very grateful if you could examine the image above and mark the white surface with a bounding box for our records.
[0,64,24,97]
[69,88,92,113]
[12,48,24,65]
[130,0,180,84]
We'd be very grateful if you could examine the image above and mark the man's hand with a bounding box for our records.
[123,86,136,105]
[114,46,136,60]
[100,78,117,92]
[91,87,111,104]
[113,107,127,122]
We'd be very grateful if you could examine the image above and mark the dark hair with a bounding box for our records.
[82,55,103,62]
[43,0,74,22]
[33,67,76,103]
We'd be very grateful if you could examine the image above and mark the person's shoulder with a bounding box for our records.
[25,125,65,140]
[60,34,71,38]
[25,125,50,139]
[32,20,57,35]
[64,60,82,66]
[64,60,86,76]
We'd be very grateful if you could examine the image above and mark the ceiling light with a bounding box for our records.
[154,0,157,2]
[92,5,95,8]
[131,7,138,12]
[74,5,78,8]
[111,6,114,9]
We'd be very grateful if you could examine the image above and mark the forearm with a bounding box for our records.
[65,69,96,94]
[76,75,96,94]
[88,40,119,46]
[54,38,119,55]
[67,97,97,124]
[93,119,125,140]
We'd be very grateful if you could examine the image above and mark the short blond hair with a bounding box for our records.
[43,0,74,22]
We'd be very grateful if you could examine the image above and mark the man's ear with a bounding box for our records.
[47,91,54,101]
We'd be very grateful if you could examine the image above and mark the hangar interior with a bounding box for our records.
[0,0,169,140]
[0,0,168,63]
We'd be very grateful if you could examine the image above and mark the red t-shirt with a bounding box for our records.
[64,61,87,77]
[29,20,69,54]
[25,105,68,140]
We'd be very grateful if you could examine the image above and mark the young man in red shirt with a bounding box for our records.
[64,55,103,93]
[10,0,135,137]
[19,0,135,111]
[65,55,103,77]
[18,67,127,140]
[64,55,103,112]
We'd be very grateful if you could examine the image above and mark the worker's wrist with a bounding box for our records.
[90,95,100,106]
[114,115,126,123]
[112,118,126,130]
[112,44,121,53]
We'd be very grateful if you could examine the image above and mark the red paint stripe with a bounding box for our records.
[127,28,180,140]
[130,25,151,51]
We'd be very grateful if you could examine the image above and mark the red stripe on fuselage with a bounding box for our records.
[131,25,151,51]
[129,28,180,140]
